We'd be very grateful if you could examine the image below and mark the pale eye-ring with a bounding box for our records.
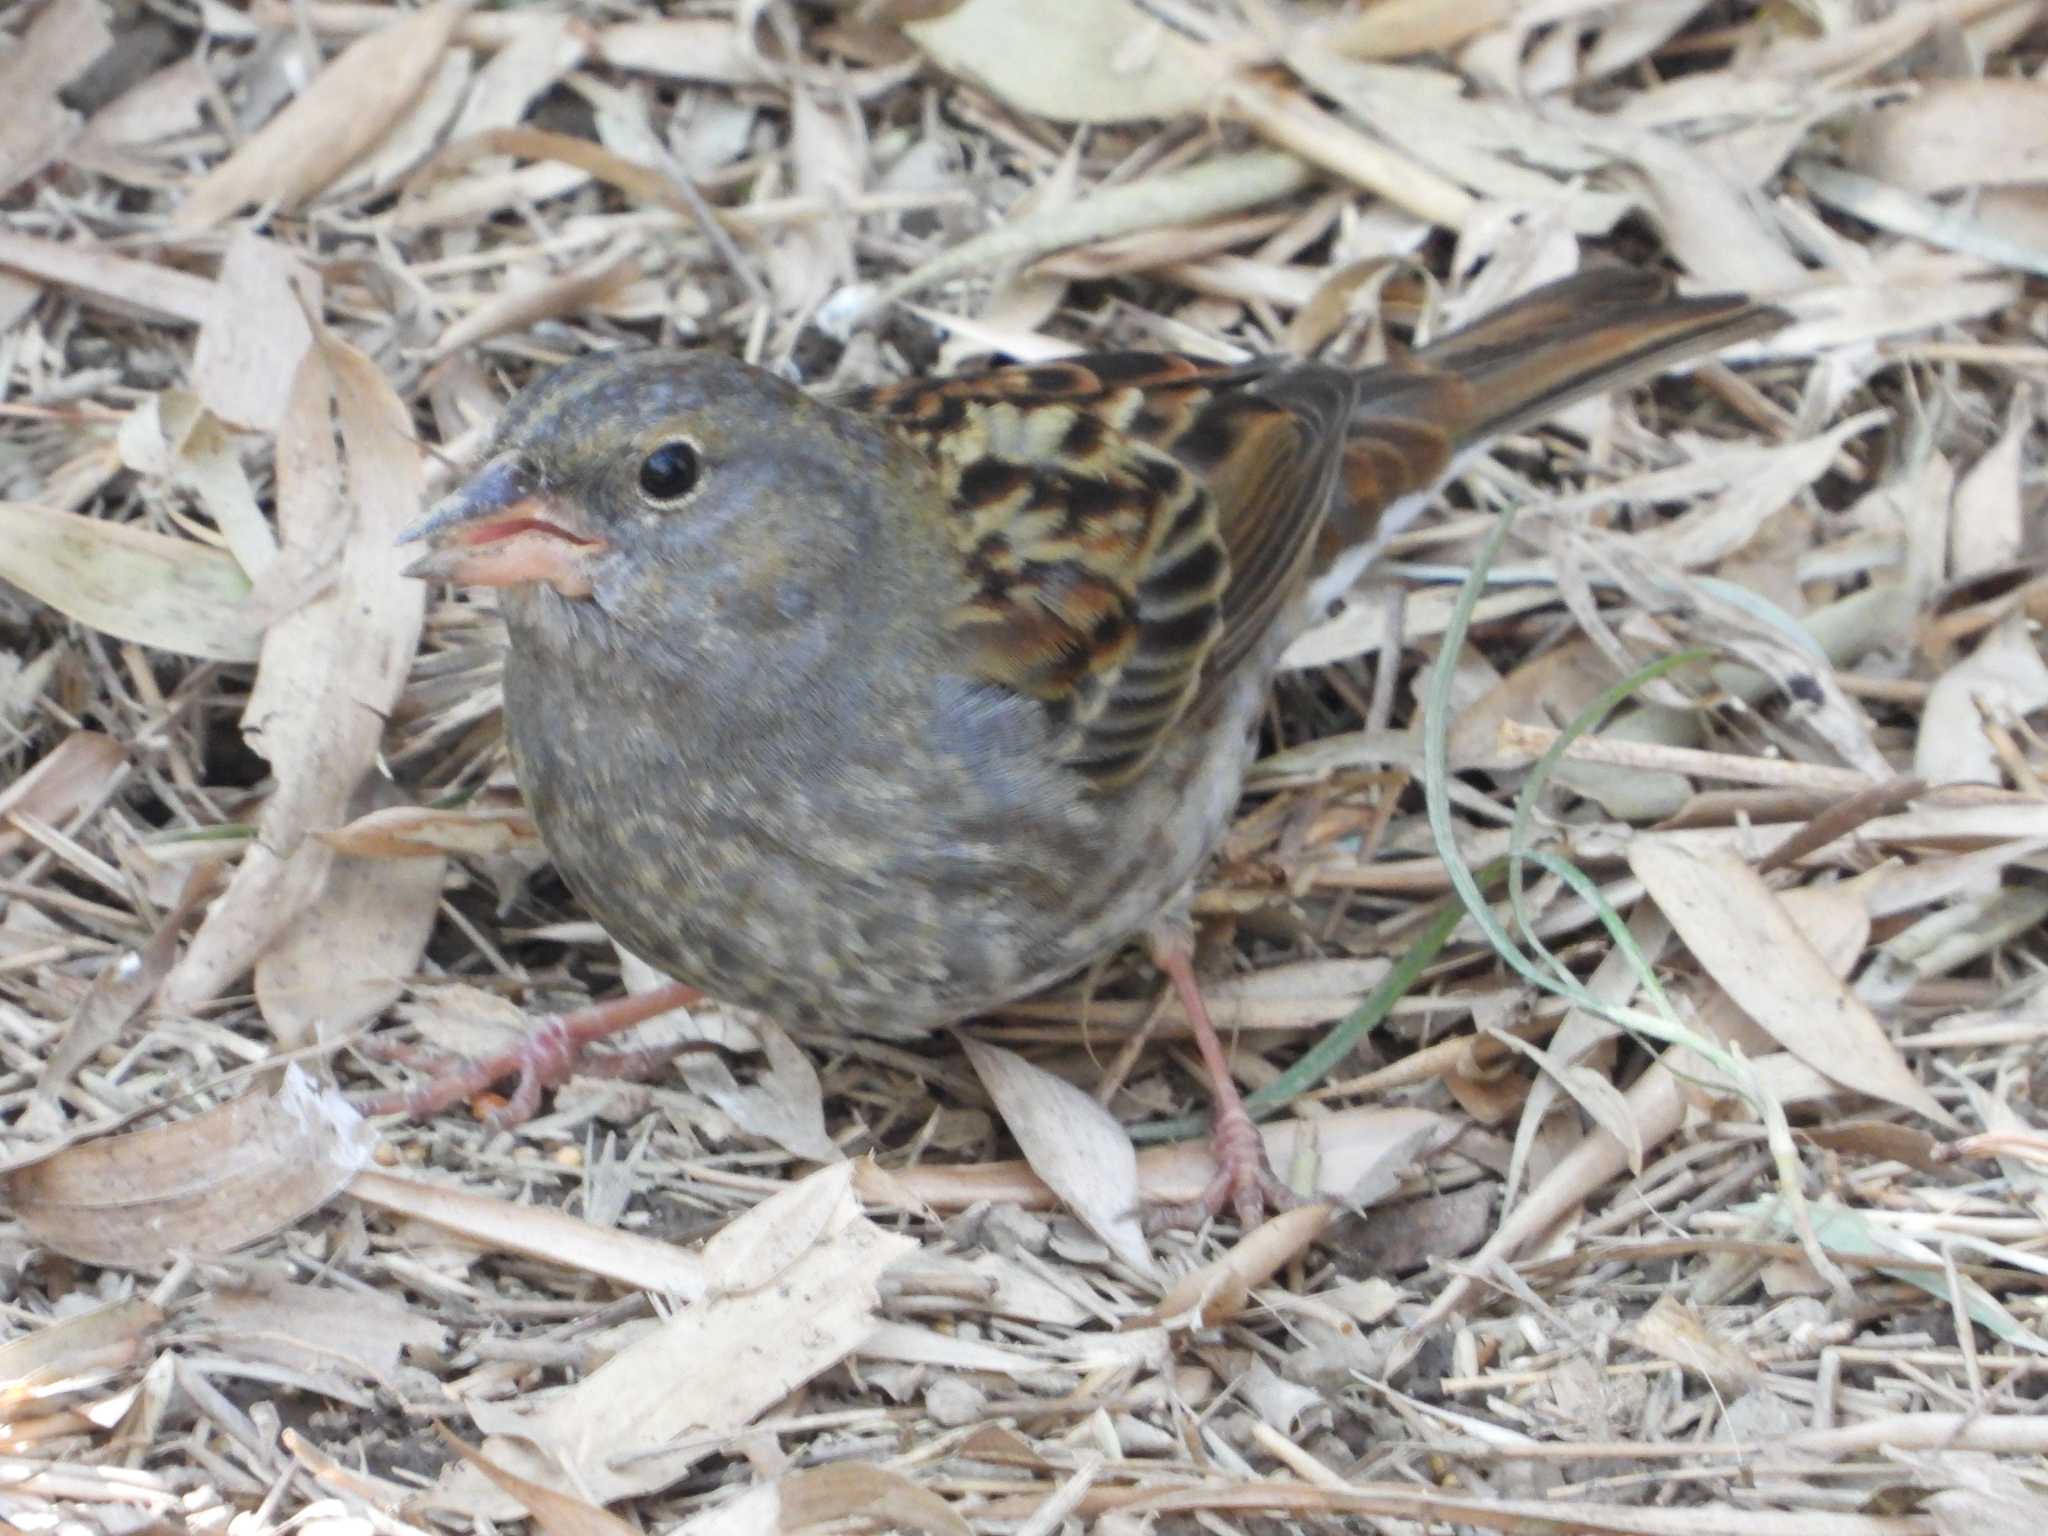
[638,440,701,502]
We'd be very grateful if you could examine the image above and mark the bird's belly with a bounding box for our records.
[505,662,1260,1041]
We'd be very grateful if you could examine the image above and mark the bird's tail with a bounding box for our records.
[1329,269,1785,547]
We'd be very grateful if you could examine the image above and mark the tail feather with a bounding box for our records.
[1317,268,1784,582]
[1408,268,1783,444]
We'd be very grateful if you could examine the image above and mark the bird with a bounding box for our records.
[386,267,1783,1227]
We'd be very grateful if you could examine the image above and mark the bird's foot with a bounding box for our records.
[1140,932,1302,1232]
[1147,1100,1300,1232]
[354,981,708,1128]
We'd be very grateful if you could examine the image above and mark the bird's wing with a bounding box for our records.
[847,354,1352,789]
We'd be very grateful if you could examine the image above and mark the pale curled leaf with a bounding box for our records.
[5,1068,375,1267]
[1139,1203,1332,1328]
[1629,839,1955,1126]
[0,502,260,662]
[961,1038,1155,1279]
[189,233,320,434]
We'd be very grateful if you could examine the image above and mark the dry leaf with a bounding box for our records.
[189,233,320,434]
[0,229,215,324]
[437,1425,640,1536]
[317,802,539,859]
[0,0,111,197]
[6,1068,374,1267]
[1138,1203,1332,1328]
[256,796,444,1050]
[1916,613,2048,788]
[961,1038,1155,1279]
[778,1464,970,1536]
[187,1279,445,1383]
[163,327,426,1011]
[178,1,468,226]
[1845,79,2048,194]
[0,730,125,861]
[348,1170,710,1297]
[1629,839,1956,1126]
[904,0,1227,125]
[0,501,260,662]
[433,1165,915,1515]
[0,1297,160,1391]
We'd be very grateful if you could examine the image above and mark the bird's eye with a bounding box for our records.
[637,441,701,502]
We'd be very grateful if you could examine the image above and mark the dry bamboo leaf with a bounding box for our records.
[116,391,276,579]
[592,17,771,85]
[1316,0,1513,58]
[960,1038,1155,1279]
[428,242,642,360]
[316,803,539,859]
[81,56,212,152]
[777,1464,971,1536]
[0,0,111,197]
[256,800,444,1051]
[0,230,215,324]
[0,730,125,860]
[1845,80,2048,195]
[447,12,586,142]
[348,1170,709,1296]
[1915,614,2048,788]
[1950,399,2029,581]
[189,233,320,434]
[0,502,260,662]
[187,1279,445,1383]
[38,862,215,1102]
[435,1166,915,1515]
[0,1297,160,1391]
[1137,1203,1332,1328]
[903,0,1226,124]
[680,1020,836,1165]
[163,327,426,1012]
[177,0,467,227]
[1693,882,1870,1059]
[1628,840,1955,1126]
[1624,1294,1761,1396]
[4,1068,374,1267]
[436,1425,640,1536]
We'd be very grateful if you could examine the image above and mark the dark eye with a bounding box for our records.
[637,441,700,502]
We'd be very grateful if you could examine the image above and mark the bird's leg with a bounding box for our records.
[354,980,710,1128]
[1143,936,1300,1230]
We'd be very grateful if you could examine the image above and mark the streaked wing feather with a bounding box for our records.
[848,355,1348,789]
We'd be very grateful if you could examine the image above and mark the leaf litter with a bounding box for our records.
[0,0,2046,1532]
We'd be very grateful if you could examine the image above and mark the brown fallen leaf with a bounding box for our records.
[1134,1203,1332,1328]
[177,1,469,227]
[6,1068,375,1267]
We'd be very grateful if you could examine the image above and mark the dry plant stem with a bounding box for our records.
[1756,776,1925,874]
[1143,941,1300,1231]
[357,980,707,1125]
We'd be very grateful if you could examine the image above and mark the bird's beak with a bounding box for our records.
[398,455,606,598]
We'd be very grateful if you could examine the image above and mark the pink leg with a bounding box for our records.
[355,981,709,1128]
[1146,941,1299,1230]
